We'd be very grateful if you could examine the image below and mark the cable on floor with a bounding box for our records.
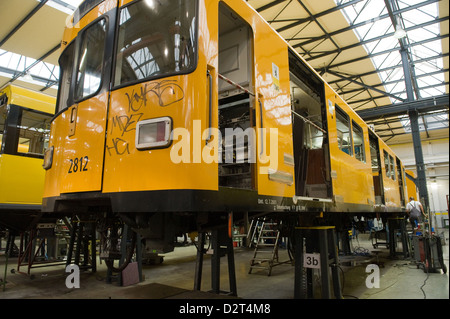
[420,269,430,299]
[337,264,359,299]
[352,247,370,256]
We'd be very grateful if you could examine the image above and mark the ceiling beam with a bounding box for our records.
[315,33,449,73]
[256,0,286,13]
[289,0,440,48]
[334,69,449,95]
[302,16,448,61]
[274,0,365,33]
[326,69,406,101]
[369,109,449,126]
[356,94,449,120]
[327,52,449,85]
[0,43,61,90]
[294,0,341,53]
[346,81,449,108]
[0,65,57,88]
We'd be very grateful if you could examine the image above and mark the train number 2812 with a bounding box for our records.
[68,156,89,173]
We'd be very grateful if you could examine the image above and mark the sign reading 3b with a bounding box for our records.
[303,253,321,269]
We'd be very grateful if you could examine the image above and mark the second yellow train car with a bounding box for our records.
[0,85,55,232]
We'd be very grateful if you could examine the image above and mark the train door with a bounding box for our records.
[396,157,406,206]
[50,8,115,195]
[289,51,331,198]
[103,0,212,194]
[369,131,384,205]
[217,3,255,189]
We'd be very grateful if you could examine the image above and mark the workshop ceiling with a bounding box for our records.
[0,0,76,96]
[249,0,449,144]
[0,0,448,144]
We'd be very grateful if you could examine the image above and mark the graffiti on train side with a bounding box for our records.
[125,80,184,112]
[106,80,184,156]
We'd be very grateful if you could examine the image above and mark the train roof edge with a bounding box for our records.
[0,84,55,115]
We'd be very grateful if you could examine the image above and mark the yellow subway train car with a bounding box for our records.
[42,0,407,252]
[0,85,55,232]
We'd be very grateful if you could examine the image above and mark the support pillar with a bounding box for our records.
[294,226,342,299]
[409,108,429,210]
[194,227,237,296]
[66,219,97,272]
[400,47,429,211]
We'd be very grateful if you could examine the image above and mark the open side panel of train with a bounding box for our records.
[42,0,408,253]
[405,169,419,201]
[0,85,55,232]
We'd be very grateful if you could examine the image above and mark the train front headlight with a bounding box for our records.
[43,146,54,170]
[135,117,172,150]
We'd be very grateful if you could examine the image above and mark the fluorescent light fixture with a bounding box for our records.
[393,28,407,39]
[21,72,33,81]
[144,0,155,9]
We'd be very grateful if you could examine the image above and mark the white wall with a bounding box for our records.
[389,138,449,215]
[391,138,449,167]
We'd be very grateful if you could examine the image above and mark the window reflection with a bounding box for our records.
[336,106,352,156]
[352,121,365,162]
[75,18,107,100]
[114,0,197,87]
[16,109,51,156]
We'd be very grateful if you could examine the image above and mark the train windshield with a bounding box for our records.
[56,18,107,113]
[114,0,198,87]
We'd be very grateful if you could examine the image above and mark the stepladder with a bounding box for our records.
[248,218,289,276]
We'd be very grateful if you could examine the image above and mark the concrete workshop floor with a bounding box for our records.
[0,229,448,300]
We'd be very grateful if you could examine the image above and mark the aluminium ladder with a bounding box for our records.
[248,218,282,276]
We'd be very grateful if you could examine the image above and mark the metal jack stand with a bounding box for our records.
[194,227,237,296]
[104,224,142,286]
[294,226,342,299]
[1,252,8,292]
[388,217,409,259]
[15,224,67,278]
[66,219,97,272]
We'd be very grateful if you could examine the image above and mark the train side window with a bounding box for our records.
[75,18,107,100]
[389,154,395,180]
[369,137,379,172]
[383,150,390,178]
[352,120,365,162]
[383,150,396,180]
[335,105,352,156]
[0,105,6,152]
[15,108,52,158]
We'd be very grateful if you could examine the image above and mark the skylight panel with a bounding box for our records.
[0,1,79,90]
[45,0,83,14]
[0,50,59,88]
